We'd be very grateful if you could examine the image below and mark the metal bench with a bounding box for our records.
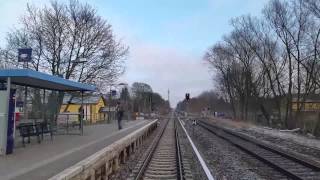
[17,122,53,146]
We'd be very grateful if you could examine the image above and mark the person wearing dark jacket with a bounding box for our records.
[116,101,124,130]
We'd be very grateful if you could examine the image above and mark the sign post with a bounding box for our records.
[18,48,32,123]
[0,78,16,155]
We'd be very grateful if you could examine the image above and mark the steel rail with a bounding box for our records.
[134,118,170,180]
[177,117,215,180]
[198,120,320,180]
[175,119,184,180]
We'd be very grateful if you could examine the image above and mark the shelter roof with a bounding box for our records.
[63,95,103,104]
[0,69,96,91]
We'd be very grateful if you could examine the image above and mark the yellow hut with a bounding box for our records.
[60,95,106,124]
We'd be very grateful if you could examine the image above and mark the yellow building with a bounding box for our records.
[60,95,106,123]
[292,96,320,112]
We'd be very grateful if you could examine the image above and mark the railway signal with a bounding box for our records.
[185,93,190,101]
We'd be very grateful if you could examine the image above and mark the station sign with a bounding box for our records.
[18,48,32,62]
[111,90,117,96]
[16,101,24,107]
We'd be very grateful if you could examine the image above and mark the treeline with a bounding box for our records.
[120,82,170,115]
[204,0,320,133]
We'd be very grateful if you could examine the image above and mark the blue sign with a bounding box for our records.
[18,48,32,62]
[111,90,117,96]
[16,101,24,107]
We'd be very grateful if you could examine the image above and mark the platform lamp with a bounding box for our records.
[108,82,128,123]
[118,83,129,120]
[72,58,87,136]
[72,58,88,64]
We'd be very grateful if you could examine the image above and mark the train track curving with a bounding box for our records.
[198,120,320,180]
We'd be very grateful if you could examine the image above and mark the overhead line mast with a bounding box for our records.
[168,89,170,104]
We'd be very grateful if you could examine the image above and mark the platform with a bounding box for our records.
[0,120,149,180]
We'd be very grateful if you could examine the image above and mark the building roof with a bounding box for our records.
[100,106,116,112]
[102,95,121,106]
[0,69,96,91]
[63,95,103,104]
[292,94,320,102]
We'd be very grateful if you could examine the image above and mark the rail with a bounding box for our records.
[49,119,158,180]
[134,118,170,180]
[198,120,320,180]
[177,117,215,180]
[175,119,184,180]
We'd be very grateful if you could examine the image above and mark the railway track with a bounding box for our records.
[129,116,188,180]
[198,120,320,180]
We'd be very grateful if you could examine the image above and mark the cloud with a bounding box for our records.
[0,0,238,106]
[121,42,213,107]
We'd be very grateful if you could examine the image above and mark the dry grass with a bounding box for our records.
[207,117,254,129]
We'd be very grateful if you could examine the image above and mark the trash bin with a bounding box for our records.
[15,112,20,122]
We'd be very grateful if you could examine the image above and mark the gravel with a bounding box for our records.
[239,127,320,162]
[108,121,161,180]
[208,117,320,163]
[110,117,214,180]
[176,118,207,179]
[183,118,288,180]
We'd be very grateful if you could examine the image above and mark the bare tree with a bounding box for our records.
[1,0,128,121]
[205,0,320,133]
[131,82,153,112]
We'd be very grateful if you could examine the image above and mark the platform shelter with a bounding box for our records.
[0,69,95,155]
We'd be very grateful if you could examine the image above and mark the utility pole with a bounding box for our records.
[168,89,170,103]
[108,85,112,123]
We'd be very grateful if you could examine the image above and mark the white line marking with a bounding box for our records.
[2,121,147,180]
[178,117,215,180]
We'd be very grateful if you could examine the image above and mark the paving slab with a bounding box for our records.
[0,120,150,180]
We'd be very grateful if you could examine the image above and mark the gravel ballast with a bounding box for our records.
[183,118,288,180]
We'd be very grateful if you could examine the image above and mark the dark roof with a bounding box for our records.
[102,95,119,106]
[63,95,103,104]
[292,94,320,102]
[0,69,96,91]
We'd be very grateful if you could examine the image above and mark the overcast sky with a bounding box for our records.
[0,0,269,107]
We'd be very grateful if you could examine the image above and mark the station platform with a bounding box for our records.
[0,120,149,180]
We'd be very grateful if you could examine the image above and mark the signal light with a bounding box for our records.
[185,93,190,101]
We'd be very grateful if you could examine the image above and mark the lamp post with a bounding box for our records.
[72,58,87,64]
[107,82,128,123]
[108,85,113,123]
[118,83,129,120]
[72,58,87,136]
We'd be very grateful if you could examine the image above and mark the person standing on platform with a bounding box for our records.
[116,101,124,130]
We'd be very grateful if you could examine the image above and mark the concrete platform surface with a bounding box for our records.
[0,120,149,180]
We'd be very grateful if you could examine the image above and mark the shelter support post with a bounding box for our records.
[81,91,84,136]
[43,89,46,122]
[3,77,11,154]
[24,86,27,121]
[108,86,111,123]
[6,76,11,121]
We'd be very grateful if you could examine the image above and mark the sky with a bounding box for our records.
[0,0,269,107]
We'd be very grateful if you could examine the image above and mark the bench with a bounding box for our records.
[40,122,53,140]
[17,122,53,146]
